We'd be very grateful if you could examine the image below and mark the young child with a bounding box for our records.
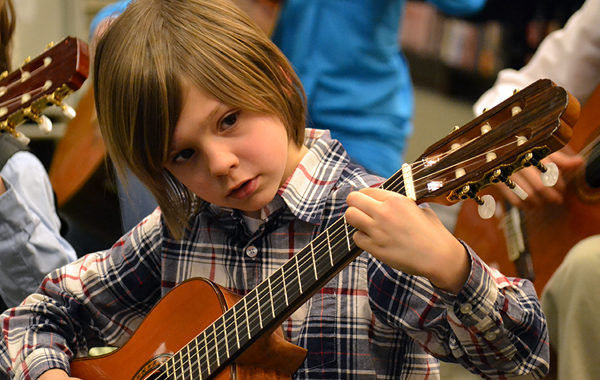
[0,0,549,379]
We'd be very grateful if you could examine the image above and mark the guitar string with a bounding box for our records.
[153,138,526,378]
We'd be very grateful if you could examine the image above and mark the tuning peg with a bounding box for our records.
[23,108,53,133]
[58,102,76,119]
[13,131,30,145]
[521,153,559,187]
[540,162,559,187]
[490,169,528,200]
[475,194,496,219]
[505,178,528,200]
[36,115,52,133]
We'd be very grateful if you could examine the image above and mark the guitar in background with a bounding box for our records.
[0,36,87,143]
[454,84,600,295]
[71,79,578,379]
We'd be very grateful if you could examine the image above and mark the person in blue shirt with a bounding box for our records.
[0,0,76,311]
[271,0,486,177]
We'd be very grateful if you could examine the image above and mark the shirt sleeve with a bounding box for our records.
[0,209,164,380]
[0,152,77,307]
[474,0,600,115]
[367,242,549,378]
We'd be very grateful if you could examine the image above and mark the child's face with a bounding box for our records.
[165,83,307,216]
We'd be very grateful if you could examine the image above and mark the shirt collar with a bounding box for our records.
[276,129,349,225]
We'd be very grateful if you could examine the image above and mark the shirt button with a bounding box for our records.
[484,331,497,341]
[460,303,472,314]
[245,245,258,258]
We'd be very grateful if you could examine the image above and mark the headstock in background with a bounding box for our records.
[0,36,89,144]
[390,79,580,219]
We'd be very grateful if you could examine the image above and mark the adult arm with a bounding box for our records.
[0,152,77,307]
[474,0,600,113]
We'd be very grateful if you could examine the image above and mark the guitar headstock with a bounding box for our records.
[392,79,580,209]
[0,36,89,143]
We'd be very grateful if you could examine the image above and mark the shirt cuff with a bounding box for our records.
[15,348,70,380]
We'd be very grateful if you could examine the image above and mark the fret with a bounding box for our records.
[294,255,303,294]
[185,344,193,379]
[343,216,352,251]
[297,248,318,293]
[254,288,263,330]
[267,277,276,318]
[223,314,231,358]
[212,324,221,367]
[269,268,287,316]
[164,358,173,378]
[174,350,184,379]
[325,228,334,267]
[193,337,203,379]
[280,266,289,306]
[282,259,301,301]
[243,296,252,339]
[256,281,273,328]
[233,301,241,349]
[310,241,318,280]
[202,331,211,377]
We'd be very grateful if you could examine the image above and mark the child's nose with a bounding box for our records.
[205,144,238,176]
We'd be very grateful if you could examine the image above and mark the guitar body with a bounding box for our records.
[455,84,600,295]
[70,278,307,379]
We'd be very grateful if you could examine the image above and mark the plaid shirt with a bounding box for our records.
[1,129,548,379]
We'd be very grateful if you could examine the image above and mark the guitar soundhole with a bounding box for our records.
[133,353,172,380]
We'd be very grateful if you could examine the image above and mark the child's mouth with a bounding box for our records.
[229,177,258,200]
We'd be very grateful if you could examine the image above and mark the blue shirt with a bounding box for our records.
[0,130,548,379]
[0,152,76,307]
[272,0,485,177]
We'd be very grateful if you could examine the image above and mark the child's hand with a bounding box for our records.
[38,369,82,380]
[345,188,470,294]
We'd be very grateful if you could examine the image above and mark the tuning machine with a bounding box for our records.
[521,152,559,187]
[490,168,528,201]
[455,185,497,219]
[22,107,53,133]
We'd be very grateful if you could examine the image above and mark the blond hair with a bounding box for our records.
[94,0,306,239]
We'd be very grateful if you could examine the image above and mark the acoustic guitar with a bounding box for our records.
[69,79,578,379]
[0,36,88,141]
[454,83,600,295]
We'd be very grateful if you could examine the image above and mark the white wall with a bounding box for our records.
[12,0,87,67]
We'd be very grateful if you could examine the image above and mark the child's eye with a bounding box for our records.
[173,148,195,163]
[221,112,239,130]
